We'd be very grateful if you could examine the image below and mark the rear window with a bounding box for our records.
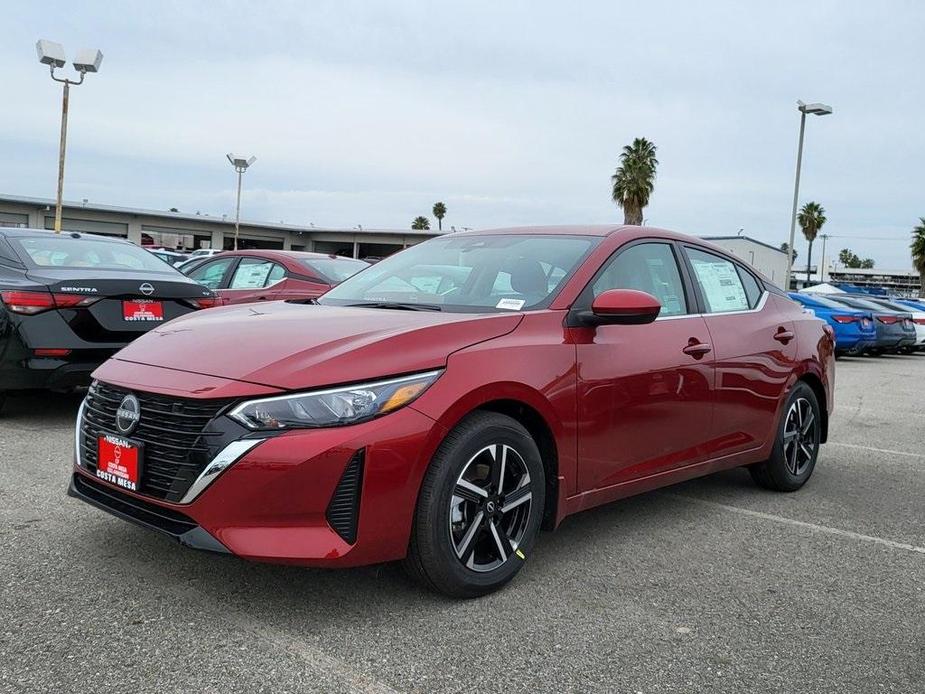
[300,257,369,283]
[11,236,177,273]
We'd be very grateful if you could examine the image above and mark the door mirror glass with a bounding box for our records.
[587,289,661,325]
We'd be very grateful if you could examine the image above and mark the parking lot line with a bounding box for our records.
[826,441,925,460]
[663,493,925,555]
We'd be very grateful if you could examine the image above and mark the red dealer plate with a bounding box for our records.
[122,299,164,322]
[96,434,143,492]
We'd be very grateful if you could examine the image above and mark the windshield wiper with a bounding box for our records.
[346,301,443,312]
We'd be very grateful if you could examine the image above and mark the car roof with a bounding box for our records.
[215,249,366,263]
[450,225,743,255]
[0,227,134,244]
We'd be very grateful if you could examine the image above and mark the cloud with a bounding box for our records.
[1,1,923,267]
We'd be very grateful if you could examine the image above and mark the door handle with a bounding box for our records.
[773,328,795,344]
[682,339,712,358]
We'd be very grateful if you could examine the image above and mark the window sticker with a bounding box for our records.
[692,260,749,312]
[232,263,272,289]
[496,298,525,310]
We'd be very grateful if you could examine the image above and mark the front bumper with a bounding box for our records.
[70,404,446,568]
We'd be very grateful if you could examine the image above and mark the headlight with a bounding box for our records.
[228,370,442,430]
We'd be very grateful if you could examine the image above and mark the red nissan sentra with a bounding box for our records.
[69,226,834,597]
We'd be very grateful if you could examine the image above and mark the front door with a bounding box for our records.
[576,241,715,492]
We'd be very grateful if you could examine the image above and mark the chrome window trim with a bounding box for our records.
[178,439,264,504]
[655,290,768,321]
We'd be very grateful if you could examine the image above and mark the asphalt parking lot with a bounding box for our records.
[1,356,924,694]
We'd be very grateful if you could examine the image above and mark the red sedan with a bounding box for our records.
[69,226,834,597]
[182,249,368,305]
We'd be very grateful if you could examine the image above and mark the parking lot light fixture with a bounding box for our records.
[36,40,104,233]
[226,154,257,251]
[785,99,833,289]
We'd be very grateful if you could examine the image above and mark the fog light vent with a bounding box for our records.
[325,450,364,544]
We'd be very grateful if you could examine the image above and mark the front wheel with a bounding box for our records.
[404,411,545,598]
[749,382,821,492]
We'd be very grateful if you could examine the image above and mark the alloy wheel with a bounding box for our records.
[782,397,817,476]
[449,443,533,572]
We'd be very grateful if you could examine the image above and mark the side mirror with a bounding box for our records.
[581,289,661,326]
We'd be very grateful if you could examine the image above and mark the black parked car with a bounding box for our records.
[0,229,218,413]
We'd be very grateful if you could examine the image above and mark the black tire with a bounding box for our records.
[0,393,6,416]
[749,382,821,492]
[404,411,545,598]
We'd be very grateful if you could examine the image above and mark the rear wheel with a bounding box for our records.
[404,411,545,598]
[749,382,821,492]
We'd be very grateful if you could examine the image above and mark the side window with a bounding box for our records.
[189,258,235,290]
[266,263,287,285]
[591,242,688,317]
[736,266,763,308]
[686,248,750,313]
[229,258,275,289]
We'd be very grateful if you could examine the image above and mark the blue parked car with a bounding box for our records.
[788,292,877,356]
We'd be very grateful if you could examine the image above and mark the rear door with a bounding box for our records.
[221,257,287,304]
[681,245,797,457]
[575,240,715,491]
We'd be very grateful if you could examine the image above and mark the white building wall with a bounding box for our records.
[702,237,789,285]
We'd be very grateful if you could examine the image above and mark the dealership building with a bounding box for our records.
[701,235,790,286]
[0,194,815,288]
[0,193,442,259]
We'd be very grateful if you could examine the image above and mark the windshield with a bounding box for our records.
[319,234,598,312]
[11,235,179,274]
[301,257,370,283]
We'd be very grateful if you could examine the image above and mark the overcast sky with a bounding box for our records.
[2,1,922,267]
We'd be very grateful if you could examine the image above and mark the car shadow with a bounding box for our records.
[73,464,759,627]
[2,390,84,425]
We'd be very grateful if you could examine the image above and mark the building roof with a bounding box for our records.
[701,235,787,255]
[0,192,441,237]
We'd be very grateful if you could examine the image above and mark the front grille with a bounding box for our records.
[80,381,231,502]
[326,451,364,544]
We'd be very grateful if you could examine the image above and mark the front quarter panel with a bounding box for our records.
[409,311,578,497]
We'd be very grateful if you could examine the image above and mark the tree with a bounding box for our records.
[838,248,857,267]
[797,201,826,279]
[838,248,876,270]
[912,217,925,294]
[432,202,447,231]
[611,137,658,225]
[411,216,430,230]
[780,242,798,264]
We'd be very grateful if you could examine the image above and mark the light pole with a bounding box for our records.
[226,154,256,250]
[36,40,103,233]
[819,233,830,282]
[785,100,832,289]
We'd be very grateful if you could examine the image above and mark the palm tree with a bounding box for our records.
[432,202,447,231]
[411,216,430,230]
[611,137,658,225]
[797,201,826,281]
[911,217,925,295]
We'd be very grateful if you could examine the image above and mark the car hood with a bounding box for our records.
[111,302,523,390]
